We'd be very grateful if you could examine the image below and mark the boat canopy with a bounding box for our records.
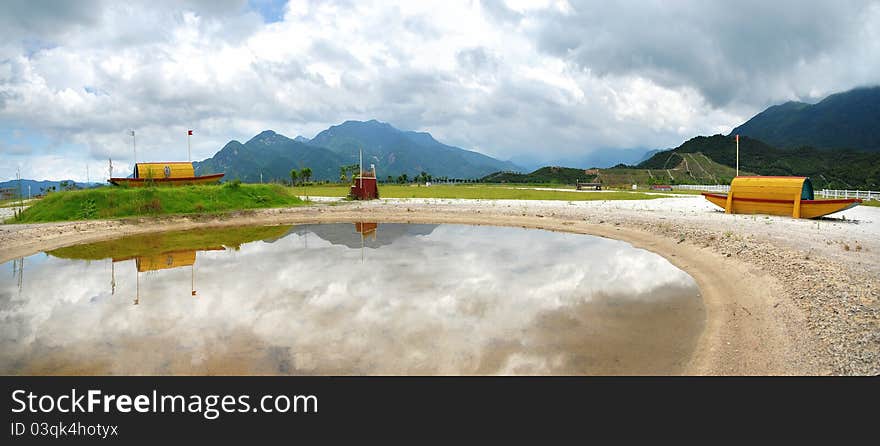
[133,162,195,179]
[730,176,814,201]
[136,251,197,272]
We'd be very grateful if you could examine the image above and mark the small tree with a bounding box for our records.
[387,175,393,184]
[301,167,312,184]
[290,169,299,186]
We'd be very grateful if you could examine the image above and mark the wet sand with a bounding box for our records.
[1,197,877,375]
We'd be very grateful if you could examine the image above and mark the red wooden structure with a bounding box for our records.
[350,168,379,200]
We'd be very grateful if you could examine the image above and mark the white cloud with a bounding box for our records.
[0,224,700,374]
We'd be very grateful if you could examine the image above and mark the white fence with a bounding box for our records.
[816,189,880,201]
[672,184,730,193]
[670,185,878,201]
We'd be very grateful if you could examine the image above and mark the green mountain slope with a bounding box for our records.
[308,120,520,179]
[194,120,521,183]
[602,152,749,186]
[731,86,880,152]
[194,131,345,182]
[638,135,880,189]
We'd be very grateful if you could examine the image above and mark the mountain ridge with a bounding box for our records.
[195,120,521,182]
[730,86,880,152]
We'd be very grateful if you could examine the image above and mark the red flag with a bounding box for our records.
[735,134,739,143]
[188,130,193,135]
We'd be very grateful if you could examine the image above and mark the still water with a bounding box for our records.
[0,223,705,375]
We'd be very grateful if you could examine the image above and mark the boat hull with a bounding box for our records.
[702,192,860,219]
[109,173,224,187]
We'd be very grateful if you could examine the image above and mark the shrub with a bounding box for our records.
[224,179,242,190]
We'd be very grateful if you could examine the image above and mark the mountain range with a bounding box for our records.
[730,86,880,152]
[194,120,520,182]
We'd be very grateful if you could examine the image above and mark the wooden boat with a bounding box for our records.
[109,162,223,187]
[702,176,861,219]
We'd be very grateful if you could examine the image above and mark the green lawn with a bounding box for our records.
[10,183,305,223]
[302,183,671,201]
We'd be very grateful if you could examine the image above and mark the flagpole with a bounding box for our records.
[187,130,192,162]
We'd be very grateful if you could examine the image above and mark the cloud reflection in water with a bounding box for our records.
[0,224,704,375]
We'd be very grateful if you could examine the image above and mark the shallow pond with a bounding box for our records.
[0,223,704,375]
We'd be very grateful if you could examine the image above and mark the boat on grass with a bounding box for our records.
[702,176,861,219]
[109,162,223,187]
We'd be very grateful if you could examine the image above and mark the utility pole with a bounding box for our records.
[16,167,22,214]
[735,134,740,177]
[130,130,137,166]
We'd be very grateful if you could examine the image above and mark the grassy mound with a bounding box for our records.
[12,183,304,223]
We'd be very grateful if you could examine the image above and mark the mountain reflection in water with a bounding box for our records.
[0,223,705,375]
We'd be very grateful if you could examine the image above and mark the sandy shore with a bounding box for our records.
[1,196,877,375]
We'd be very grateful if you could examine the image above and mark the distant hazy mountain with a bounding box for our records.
[194,130,345,182]
[308,120,520,178]
[0,179,101,195]
[510,148,656,171]
[636,149,662,164]
[195,120,521,182]
[730,86,880,152]
[481,166,596,184]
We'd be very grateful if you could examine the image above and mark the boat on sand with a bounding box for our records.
[702,176,860,219]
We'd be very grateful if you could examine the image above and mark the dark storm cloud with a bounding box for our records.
[0,0,105,39]
[525,0,873,106]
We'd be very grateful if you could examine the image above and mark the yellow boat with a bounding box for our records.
[702,176,861,219]
[109,162,223,187]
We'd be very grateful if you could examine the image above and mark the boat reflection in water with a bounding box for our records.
[0,223,705,375]
[47,225,293,305]
[124,249,212,304]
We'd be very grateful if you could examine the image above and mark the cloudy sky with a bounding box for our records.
[1,0,879,181]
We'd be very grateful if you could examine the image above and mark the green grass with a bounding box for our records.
[11,183,305,223]
[302,184,670,201]
[859,199,880,207]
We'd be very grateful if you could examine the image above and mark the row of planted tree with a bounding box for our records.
[285,164,485,186]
